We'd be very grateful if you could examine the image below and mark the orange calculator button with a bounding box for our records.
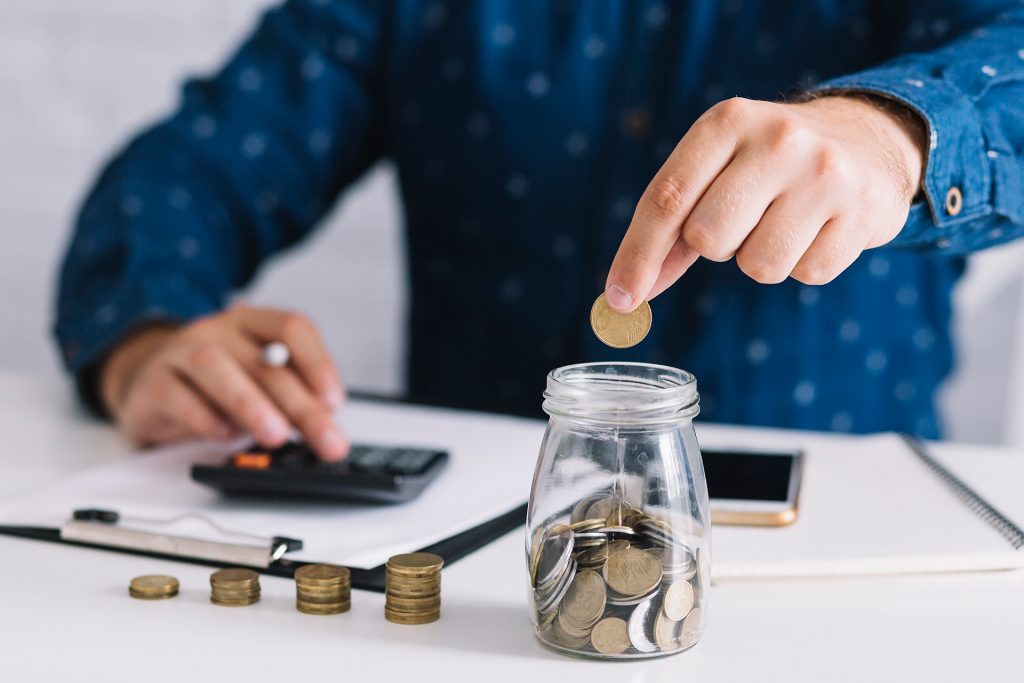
[233,452,272,469]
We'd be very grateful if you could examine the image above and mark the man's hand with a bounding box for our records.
[99,306,349,461]
[605,95,927,311]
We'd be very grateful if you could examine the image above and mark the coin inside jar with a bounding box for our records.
[590,617,631,655]
[604,548,662,598]
[662,580,695,622]
[558,570,606,629]
[533,524,573,587]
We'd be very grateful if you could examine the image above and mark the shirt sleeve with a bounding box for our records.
[809,2,1024,254]
[53,0,389,391]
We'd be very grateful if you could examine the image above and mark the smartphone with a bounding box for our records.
[703,447,804,526]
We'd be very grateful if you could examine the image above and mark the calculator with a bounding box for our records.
[190,441,449,504]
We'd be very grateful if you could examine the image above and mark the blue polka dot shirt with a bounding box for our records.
[56,1,1024,438]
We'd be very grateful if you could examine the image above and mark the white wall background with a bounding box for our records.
[0,0,1020,443]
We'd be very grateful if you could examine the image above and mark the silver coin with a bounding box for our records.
[536,560,577,615]
[535,526,575,588]
[627,598,659,653]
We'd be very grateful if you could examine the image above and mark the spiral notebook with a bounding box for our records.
[703,428,1024,581]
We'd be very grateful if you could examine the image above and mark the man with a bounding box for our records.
[55,1,1024,460]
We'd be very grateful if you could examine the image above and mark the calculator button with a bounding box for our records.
[386,450,437,475]
[271,443,317,469]
[234,452,272,469]
[349,447,391,473]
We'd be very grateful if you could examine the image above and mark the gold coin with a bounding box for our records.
[128,575,179,600]
[679,606,703,644]
[559,570,606,629]
[211,595,260,606]
[386,552,443,574]
[607,539,631,554]
[662,580,695,622]
[654,609,682,649]
[555,612,593,639]
[298,600,350,615]
[591,617,631,655]
[295,564,350,585]
[210,568,260,585]
[297,585,351,596]
[385,608,440,625]
[604,548,662,597]
[385,596,442,610]
[590,293,652,349]
[569,518,606,533]
[550,618,591,649]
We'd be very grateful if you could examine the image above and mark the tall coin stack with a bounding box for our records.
[384,552,443,625]
[210,568,261,606]
[295,564,351,615]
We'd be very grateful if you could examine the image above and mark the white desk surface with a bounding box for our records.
[0,370,1021,683]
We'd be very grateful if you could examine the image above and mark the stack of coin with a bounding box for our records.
[295,564,351,615]
[529,496,705,657]
[128,574,179,600]
[384,552,443,624]
[210,568,261,606]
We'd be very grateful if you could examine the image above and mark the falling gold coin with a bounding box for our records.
[590,293,652,349]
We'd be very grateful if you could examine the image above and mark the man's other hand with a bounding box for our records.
[99,306,349,461]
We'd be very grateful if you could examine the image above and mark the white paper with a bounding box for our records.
[0,400,545,569]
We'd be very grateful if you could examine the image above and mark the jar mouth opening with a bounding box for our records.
[543,362,699,425]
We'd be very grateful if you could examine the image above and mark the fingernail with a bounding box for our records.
[605,283,634,312]
[258,416,289,444]
[323,387,344,411]
[318,426,348,458]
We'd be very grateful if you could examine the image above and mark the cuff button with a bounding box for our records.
[945,186,963,216]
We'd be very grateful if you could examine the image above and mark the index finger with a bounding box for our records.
[604,100,743,311]
[232,307,345,410]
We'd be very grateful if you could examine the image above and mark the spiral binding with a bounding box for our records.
[901,434,1024,550]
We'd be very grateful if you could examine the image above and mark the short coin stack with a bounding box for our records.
[128,574,179,600]
[210,568,261,606]
[295,564,351,615]
[385,552,443,625]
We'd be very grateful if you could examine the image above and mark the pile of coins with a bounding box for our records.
[295,564,351,615]
[210,568,261,606]
[530,494,704,657]
[385,552,443,625]
[128,574,179,600]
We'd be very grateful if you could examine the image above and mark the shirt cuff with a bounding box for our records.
[810,67,992,249]
[54,279,220,414]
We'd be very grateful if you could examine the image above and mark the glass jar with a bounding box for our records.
[526,362,709,659]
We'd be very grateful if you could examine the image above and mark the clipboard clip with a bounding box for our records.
[63,508,303,568]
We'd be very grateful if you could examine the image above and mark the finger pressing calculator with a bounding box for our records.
[191,441,449,504]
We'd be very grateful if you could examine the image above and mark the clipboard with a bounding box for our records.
[0,503,527,592]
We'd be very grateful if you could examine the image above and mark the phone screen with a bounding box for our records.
[702,449,796,502]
